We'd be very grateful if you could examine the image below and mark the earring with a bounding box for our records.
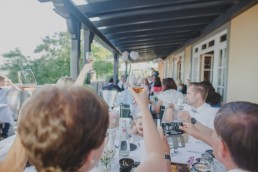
[90,159,95,164]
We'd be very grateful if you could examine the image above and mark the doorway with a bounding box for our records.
[200,53,214,82]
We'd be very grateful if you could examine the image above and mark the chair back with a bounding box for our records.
[120,104,131,118]
[159,105,166,121]
[101,90,118,109]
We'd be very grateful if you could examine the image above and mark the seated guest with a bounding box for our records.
[0,75,18,138]
[117,75,126,91]
[152,76,162,93]
[150,71,159,92]
[56,76,75,88]
[180,102,258,172]
[177,82,218,143]
[56,63,93,89]
[103,77,122,92]
[18,86,166,172]
[201,81,222,107]
[151,78,184,114]
[176,79,187,94]
[129,116,143,137]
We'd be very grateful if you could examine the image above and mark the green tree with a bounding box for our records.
[1,31,114,84]
[32,32,71,84]
[91,41,113,79]
[1,48,30,83]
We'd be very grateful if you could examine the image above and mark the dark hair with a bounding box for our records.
[162,78,177,91]
[201,81,222,106]
[189,82,208,100]
[109,77,114,83]
[154,76,162,87]
[214,102,258,171]
[18,86,109,172]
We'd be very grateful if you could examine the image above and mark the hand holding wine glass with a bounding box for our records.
[85,52,95,79]
[18,69,37,96]
[128,70,145,94]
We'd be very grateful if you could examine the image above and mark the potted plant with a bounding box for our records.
[99,147,115,172]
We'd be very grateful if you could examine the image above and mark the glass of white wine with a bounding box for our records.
[18,69,37,96]
[129,70,145,93]
[85,52,95,79]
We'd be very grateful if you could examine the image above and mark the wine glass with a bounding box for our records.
[177,98,185,111]
[18,69,37,96]
[128,70,145,93]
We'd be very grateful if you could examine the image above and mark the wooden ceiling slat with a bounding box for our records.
[42,0,256,62]
[84,1,235,19]
[92,7,229,28]
[101,17,214,35]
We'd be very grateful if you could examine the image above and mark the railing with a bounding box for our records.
[90,80,106,95]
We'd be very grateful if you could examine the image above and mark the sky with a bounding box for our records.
[0,0,67,63]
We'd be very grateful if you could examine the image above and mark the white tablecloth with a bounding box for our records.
[0,121,226,172]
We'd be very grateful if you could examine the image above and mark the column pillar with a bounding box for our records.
[113,53,119,84]
[66,15,81,80]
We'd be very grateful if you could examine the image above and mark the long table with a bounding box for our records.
[0,128,226,172]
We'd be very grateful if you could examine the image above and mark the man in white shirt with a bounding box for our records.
[180,102,258,172]
[178,82,219,143]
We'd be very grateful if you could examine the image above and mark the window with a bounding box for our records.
[202,44,207,50]
[220,34,227,42]
[208,40,215,47]
[201,54,213,82]
[217,48,227,100]
[191,30,228,101]
[177,61,182,80]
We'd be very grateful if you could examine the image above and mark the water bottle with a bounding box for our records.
[119,121,130,157]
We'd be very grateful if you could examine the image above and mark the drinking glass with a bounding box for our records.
[128,70,145,93]
[177,98,185,111]
[18,69,37,96]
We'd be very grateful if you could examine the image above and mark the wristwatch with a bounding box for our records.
[164,154,171,161]
[191,117,197,124]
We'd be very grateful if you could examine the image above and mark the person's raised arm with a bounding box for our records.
[0,134,28,172]
[179,122,213,147]
[178,111,213,136]
[128,88,165,172]
[73,63,93,86]
[6,78,20,91]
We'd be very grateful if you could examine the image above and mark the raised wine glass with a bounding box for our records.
[18,69,37,96]
[85,52,95,79]
[128,70,145,93]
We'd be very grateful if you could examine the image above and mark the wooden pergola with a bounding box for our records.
[39,0,257,83]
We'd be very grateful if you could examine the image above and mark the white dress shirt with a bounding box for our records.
[184,103,219,144]
[184,103,219,129]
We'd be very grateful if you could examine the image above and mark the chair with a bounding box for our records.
[151,105,166,126]
[159,105,166,122]
[101,90,118,109]
[119,104,132,119]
